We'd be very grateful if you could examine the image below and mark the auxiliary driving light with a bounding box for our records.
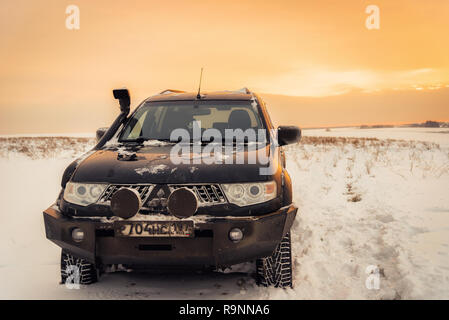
[167,187,198,218]
[110,187,142,219]
[71,227,85,242]
[228,228,244,243]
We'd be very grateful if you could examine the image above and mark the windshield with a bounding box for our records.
[119,101,266,142]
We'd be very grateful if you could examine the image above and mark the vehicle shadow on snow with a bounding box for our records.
[79,266,257,299]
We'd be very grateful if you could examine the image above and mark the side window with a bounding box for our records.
[258,98,275,129]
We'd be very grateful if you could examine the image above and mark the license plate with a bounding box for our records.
[115,221,194,238]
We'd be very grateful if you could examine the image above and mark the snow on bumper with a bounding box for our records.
[43,205,297,267]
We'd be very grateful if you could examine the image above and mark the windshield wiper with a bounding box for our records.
[121,137,266,145]
[129,137,186,144]
[120,137,171,144]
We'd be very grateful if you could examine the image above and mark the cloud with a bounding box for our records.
[249,66,447,97]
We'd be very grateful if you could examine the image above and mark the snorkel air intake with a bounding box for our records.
[61,88,131,188]
[94,88,131,149]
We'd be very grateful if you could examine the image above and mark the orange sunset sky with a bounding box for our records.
[0,0,448,134]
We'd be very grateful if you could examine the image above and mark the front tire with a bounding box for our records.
[61,250,98,285]
[256,232,293,288]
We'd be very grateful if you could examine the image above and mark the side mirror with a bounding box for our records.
[113,88,130,113]
[96,127,109,142]
[277,126,301,146]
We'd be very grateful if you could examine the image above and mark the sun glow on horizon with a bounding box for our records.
[250,67,449,97]
[0,0,448,133]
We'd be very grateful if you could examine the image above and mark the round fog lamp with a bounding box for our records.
[71,228,85,242]
[228,228,244,243]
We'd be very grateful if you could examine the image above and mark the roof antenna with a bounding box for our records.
[196,67,204,99]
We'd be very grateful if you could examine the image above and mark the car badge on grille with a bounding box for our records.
[145,185,171,210]
[156,188,166,198]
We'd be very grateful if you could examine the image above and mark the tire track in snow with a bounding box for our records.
[285,142,417,299]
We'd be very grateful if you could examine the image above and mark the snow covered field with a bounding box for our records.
[0,128,448,299]
[305,127,449,148]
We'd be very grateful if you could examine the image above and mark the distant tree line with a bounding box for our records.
[359,121,448,129]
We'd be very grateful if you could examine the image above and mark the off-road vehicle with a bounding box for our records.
[43,88,300,288]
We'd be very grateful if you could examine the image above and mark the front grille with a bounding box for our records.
[169,184,226,206]
[98,184,227,208]
[99,184,154,203]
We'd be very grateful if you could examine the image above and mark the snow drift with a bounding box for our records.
[0,129,448,299]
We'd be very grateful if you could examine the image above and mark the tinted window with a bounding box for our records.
[120,101,265,141]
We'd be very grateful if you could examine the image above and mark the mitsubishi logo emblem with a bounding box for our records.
[145,185,171,212]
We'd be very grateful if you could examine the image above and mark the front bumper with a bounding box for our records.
[43,204,297,268]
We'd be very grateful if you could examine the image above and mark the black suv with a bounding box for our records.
[43,88,300,288]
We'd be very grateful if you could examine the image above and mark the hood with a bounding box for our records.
[70,143,276,184]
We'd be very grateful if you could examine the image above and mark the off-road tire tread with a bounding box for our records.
[256,232,293,288]
[61,250,98,285]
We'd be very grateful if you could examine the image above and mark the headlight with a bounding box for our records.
[222,181,277,206]
[63,182,107,206]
